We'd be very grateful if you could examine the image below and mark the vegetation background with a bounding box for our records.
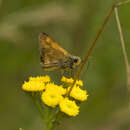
[0,0,130,130]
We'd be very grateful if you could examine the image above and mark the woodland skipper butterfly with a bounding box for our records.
[39,32,81,71]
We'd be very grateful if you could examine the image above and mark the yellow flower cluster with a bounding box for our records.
[22,75,88,116]
[22,75,49,91]
[29,75,50,83]
[41,83,66,108]
[69,86,88,101]
[41,90,63,108]
[61,76,83,86]
[59,98,79,116]
[45,83,66,95]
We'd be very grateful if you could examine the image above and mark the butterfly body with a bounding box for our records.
[39,32,81,71]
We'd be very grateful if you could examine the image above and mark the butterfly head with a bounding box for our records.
[70,55,81,68]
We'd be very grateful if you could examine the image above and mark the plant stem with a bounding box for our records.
[45,121,53,130]
[33,97,53,130]
[117,0,130,6]
[32,96,45,122]
[114,7,130,91]
[68,0,119,95]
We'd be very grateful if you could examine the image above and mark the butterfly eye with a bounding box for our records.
[72,56,81,66]
[73,58,78,63]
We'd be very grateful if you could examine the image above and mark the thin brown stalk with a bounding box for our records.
[68,0,119,95]
[114,7,130,92]
[117,0,130,6]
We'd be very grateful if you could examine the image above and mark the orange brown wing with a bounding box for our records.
[39,32,70,70]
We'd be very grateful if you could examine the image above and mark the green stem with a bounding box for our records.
[32,96,54,130]
[32,96,57,130]
[32,96,45,122]
[52,110,63,129]
[44,106,55,130]
[45,122,53,130]
[45,108,62,130]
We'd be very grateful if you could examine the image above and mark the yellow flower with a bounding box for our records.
[69,86,88,101]
[29,75,50,83]
[61,76,73,83]
[61,76,83,86]
[76,80,83,86]
[45,83,66,95]
[59,98,79,116]
[41,90,63,108]
[22,81,45,91]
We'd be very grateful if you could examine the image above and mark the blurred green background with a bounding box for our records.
[0,0,130,130]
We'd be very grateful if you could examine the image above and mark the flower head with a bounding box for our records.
[61,76,83,86]
[22,81,45,92]
[45,83,66,95]
[29,75,50,83]
[59,98,79,116]
[22,75,88,117]
[69,86,88,101]
[41,90,63,108]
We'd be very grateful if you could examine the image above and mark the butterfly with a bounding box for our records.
[39,32,81,71]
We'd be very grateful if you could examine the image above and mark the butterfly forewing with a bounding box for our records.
[39,33,71,70]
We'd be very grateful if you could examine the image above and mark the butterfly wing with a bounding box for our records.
[39,32,71,71]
